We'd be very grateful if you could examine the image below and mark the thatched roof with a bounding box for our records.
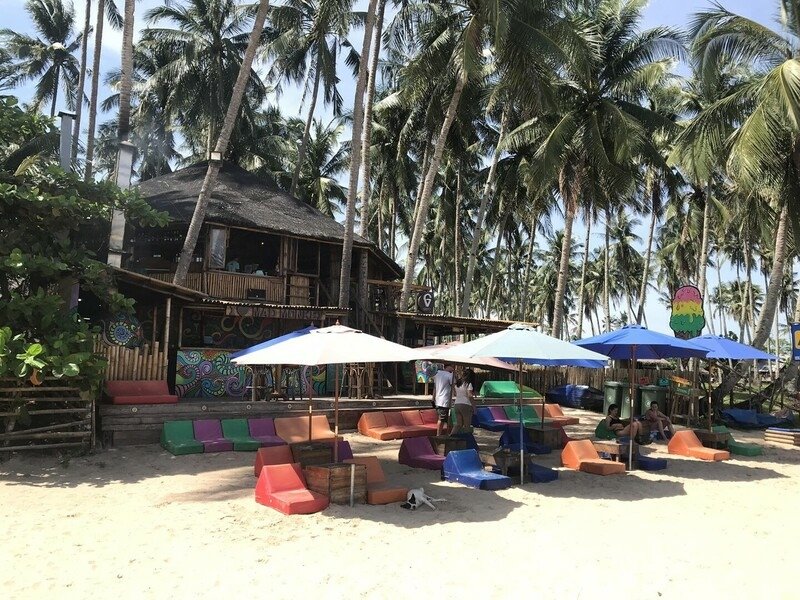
[136,161,402,277]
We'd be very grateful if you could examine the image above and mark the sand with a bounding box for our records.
[2,407,799,599]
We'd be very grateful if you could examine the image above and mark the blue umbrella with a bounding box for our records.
[574,324,709,467]
[690,335,777,361]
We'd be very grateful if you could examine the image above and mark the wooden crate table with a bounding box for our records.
[525,425,562,449]
[591,440,639,469]
[430,435,468,455]
[303,463,367,505]
[480,448,530,477]
[290,442,333,468]
[693,429,730,449]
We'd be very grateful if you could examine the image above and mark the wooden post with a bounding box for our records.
[358,249,369,330]
[163,298,172,354]
[151,304,158,347]
[177,306,184,347]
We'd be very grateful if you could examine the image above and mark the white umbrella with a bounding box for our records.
[438,323,609,484]
[411,341,518,372]
[233,325,417,460]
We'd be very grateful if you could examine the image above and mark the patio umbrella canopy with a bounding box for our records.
[689,335,777,361]
[438,323,609,484]
[229,325,316,360]
[411,341,517,372]
[232,325,417,461]
[574,324,709,467]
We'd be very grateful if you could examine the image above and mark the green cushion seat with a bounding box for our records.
[221,418,261,452]
[595,420,617,440]
[161,420,204,455]
[504,405,542,426]
[479,381,541,399]
[712,425,762,456]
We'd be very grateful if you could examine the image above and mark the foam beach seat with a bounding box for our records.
[503,405,542,426]
[668,430,730,461]
[526,459,559,483]
[247,418,286,447]
[712,425,763,456]
[532,404,576,427]
[636,454,668,471]
[274,415,336,444]
[401,409,439,433]
[335,440,354,461]
[499,427,552,454]
[398,436,445,470]
[479,381,540,399]
[254,444,294,476]
[161,420,204,455]
[255,463,329,515]
[344,456,408,505]
[473,407,509,432]
[443,449,512,490]
[543,403,580,426]
[194,419,234,453]
[561,440,626,475]
[221,419,261,451]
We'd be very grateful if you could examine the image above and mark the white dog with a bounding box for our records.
[400,487,446,510]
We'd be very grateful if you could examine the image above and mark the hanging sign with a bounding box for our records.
[416,290,434,314]
[669,285,705,340]
[791,323,800,362]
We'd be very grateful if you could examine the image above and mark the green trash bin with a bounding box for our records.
[639,385,668,417]
[603,381,629,418]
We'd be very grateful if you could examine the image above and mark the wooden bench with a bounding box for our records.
[668,376,702,426]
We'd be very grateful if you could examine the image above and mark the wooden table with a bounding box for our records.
[430,435,468,455]
[290,441,333,467]
[525,425,561,449]
[694,429,730,449]
[591,440,639,469]
[480,448,530,477]
[304,463,367,505]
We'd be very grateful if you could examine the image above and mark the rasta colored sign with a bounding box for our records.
[670,285,705,340]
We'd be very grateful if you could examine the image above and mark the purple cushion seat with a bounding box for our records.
[489,406,518,425]
[194,419,234,453]
[248,418,285,447]
[398,437,445,470]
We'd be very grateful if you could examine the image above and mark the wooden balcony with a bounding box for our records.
[148,271,313,305]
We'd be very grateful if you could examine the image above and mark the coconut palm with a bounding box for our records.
[291,118,349,217]
[71,0,91,161]
[266,0,360,197]
[173,0,271,286]
[1,0,83,116]
[506,0,683,338]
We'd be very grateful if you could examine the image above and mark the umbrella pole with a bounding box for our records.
[334,366,340,463]
[518,359,524,486]
[709,360,714,432]
[628,346,637,470]
[307,367,313,442]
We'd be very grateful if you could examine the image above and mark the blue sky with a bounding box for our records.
[4,0,783,336]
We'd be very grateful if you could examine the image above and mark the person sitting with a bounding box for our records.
[225,257,240,272]
[604,404,642,440]
[644,401,675,440]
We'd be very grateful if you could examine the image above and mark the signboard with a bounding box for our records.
[791,323,800,362]
[669,285,705,340]
[416,290,434,314]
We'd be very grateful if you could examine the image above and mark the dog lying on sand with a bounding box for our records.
[400,487,446,510]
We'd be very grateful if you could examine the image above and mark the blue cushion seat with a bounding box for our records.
[443,449,512,490]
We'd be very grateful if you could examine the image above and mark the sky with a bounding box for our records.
[3,0,783,336]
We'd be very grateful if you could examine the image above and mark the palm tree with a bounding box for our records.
[2,0,83,116]
[266,0,359,197]
[682,1,800,348]
[506,0,683,338]
[71,0,91,162]
[173,0,272,286]
[117,0,135,142]
[84,0,121,181]
[142,0,270,158]
[292,118,349,217]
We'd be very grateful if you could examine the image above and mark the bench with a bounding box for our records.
[357,410,437,440]
[105,380,178,405]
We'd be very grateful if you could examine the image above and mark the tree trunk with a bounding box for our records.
[697,182,712,298]
[636,187,659,324]
[460,106,508,317]
[486,214,509,315]
[399,73,467,312]
[173,0,271,286]
[72,0,92,162]
[358,0,386,239]
[716,256,726,334]
[84,0,104,181]
[603,215,611,332]
[551,190,576,339]
[50,64,60,117]
[117,0,135,141]
[454,170,461,312]
[752,204,789,347]
[576,215,591,336]
[290,63,321,197]
[745,249,754,344]
[338,0,378,310]
[520,214,537,320]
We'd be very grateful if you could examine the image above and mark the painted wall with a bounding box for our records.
[176,349,251,398]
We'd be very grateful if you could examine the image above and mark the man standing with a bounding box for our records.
[432,364,454,436]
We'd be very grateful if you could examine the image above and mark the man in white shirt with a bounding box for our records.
[432,364,454,436]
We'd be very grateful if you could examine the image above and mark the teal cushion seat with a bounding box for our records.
[505,404,542,426]
[479,381,541,399]
[221,418,261,451]
[161,420,204,455]
[712,425,762,456]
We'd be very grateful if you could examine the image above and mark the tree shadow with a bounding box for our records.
[643,453,789,482]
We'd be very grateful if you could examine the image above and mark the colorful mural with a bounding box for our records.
[415,360,440,384]
[181,310,277,348]
[175,349,251,398]
[102,312,144,348]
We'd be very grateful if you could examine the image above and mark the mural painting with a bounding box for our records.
[176,349,251,398]
[181,310,276,348]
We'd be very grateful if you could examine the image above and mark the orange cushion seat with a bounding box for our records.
[544,403,580,426]
[400,410,424,426]
[358,412,404,440]
[419,409,438,425]
[274,415,336,444]
[344,456,408,505]
[668,430,730,461]
[561,440,625,475]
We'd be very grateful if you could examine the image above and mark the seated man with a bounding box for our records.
[226,257,241,272]
[604,404,642,440]
[645,401,675,440]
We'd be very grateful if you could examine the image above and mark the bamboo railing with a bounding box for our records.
[149,271,289,302]
[94,340,167,381]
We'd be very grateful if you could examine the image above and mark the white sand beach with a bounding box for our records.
[2,408,799,599]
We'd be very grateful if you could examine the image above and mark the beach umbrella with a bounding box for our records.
[574,324,709,468]
[232,325,417,460]
[437,323,609,484]
[689,335,777,430]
